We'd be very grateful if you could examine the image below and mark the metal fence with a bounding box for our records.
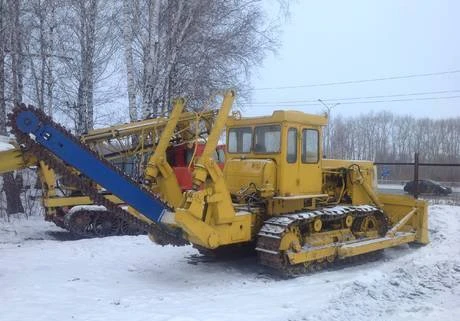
[375,152,460,205]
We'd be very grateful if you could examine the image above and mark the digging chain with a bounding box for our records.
[8,103,188,246]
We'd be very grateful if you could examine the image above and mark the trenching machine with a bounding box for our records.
[6,90,428,275]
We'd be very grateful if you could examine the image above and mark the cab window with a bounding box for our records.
[287,128,297,163]
[228,127,252,153]
[302,129,319,163]
[254,125,280,153]
[212,149,225,163]
[217,148,225,162]
[212,150,219,162]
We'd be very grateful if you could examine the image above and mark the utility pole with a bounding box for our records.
[318,99,340,158]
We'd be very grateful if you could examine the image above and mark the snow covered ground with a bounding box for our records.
[1,206,459,321]
[0,135,16,152]
[0,141,14,152]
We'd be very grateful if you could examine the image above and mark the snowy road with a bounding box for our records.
[378,184,460,197]
[1,206,460,321]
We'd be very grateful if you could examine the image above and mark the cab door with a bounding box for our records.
[284,126,300,194]
[297,127,323,194]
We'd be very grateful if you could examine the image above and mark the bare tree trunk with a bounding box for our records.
[159,1,193,113]
[46,1,55,116]
[76,80,85,134]
[122,0,137,121]
[3,0,24,214]
[76,0,87,134]
[38,0,46,110]
[10,0,23,103]
[75,0,97,134]
[0,0,6,133]
[142,0,160,118]
[2,174,24,214]
[85,0,96,131]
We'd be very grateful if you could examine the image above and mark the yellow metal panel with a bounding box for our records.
[43,195,123,207]
[223,159,276,194]
[227,110,328,127]
[175,208,252,248]
[267,198,304,215]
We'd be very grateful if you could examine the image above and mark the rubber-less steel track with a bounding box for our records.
[256,205,389,276]
[8,104,187,246]
[62,208,143,238]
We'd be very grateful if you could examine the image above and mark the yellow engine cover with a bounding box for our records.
[223,159,276,195]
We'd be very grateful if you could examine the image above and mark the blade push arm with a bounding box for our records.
[144,99,185,208]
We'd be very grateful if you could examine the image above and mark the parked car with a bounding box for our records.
[403,179,452,196]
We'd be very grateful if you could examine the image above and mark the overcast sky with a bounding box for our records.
[245,0,459,119]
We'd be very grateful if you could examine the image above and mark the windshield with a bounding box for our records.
[254,125,281,153]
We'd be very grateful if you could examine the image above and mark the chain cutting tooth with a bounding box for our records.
[9,104,188,246]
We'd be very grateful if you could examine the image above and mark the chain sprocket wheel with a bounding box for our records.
[93,212,120,237]
[65,210,94,238]
[119,219,143,236]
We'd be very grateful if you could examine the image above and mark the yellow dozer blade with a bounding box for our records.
[337,194,428,258]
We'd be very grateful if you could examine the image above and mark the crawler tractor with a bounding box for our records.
[8,90,428,275]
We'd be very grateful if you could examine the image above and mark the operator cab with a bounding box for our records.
[224,111,328,197]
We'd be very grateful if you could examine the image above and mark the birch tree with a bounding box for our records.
[122,0,281,119]
[0,0,6,132]
[26,0,57,115]
[1,0,25,214]
[122,0,137,121]
[57,0,120,134]
[8,0,24,104]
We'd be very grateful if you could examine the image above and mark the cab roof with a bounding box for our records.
[227,110,328,127]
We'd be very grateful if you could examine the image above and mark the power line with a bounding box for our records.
[243,95,460,107]
[252,69,460,91]
[334,95,460,106]
[248,89,460,106]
